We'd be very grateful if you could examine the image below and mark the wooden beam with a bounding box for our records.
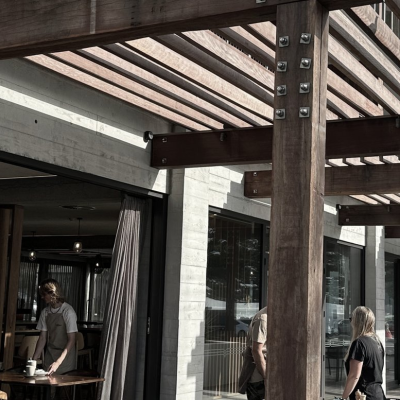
[347,6,400,64]
[385,226,400,238]
[0,208,11,358]
[245,163,400,197]
[0,0,380,59]
[125,38,273,121]
[329,35,400,114]
[338,204,400,225]
[151,115,400,168]
[3,206,24,370]
[267,2,328,400]
[329,10,400,97]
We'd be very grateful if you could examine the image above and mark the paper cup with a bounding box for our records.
[25,365,36,377]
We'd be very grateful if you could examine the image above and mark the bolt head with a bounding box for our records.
[279,37,288,45]
[162,137,167,143]
[300,108,308,115]
[302,59,310,67]
[277,62,285,70]
[162,158,167,164]
[277,85,285,93]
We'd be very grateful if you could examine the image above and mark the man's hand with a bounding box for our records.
[47,361,61,375]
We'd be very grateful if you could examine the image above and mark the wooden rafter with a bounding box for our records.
[244,163,400,198]
[338,204,400,226]
[347,6,400,64]
[101,44,268,126]
[151,116,400,168]
[330,10,400,97]
[0,0,381,59]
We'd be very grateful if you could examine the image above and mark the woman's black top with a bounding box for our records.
[345,335,386,400]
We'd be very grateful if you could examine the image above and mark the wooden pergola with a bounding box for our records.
[1,0,400,399]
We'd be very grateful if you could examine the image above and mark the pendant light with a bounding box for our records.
[73,217,83,253]
[28,231,37,261]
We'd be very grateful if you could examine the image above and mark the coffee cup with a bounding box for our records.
[25,365,36,377]
[26,359,37,369]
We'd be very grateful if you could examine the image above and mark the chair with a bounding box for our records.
[13,336,43,367]
[61,369,100,400]
[75,332,93,369]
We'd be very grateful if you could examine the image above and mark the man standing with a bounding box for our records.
[238,306,267,400]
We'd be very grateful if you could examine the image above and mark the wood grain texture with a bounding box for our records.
[0,0,380,58]
[245,163,400,197]
[151,116,400,168]
[0,208,11,363]
[267,2,328,400]
[347,6,400,63]
[3,206,24,370]
[385,226,400,238]
[338,204,400,225]
[330,10,400,97]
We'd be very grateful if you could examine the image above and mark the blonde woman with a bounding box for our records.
[340,306,386,400]
[32,279,78,375]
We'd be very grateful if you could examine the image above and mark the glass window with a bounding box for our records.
[203,213,264,399]
[324,238,363,399]
[385,253,397,396]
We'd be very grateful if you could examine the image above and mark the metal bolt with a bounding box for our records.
[275,109,286,119]
[277,61,287,72]
[253,172,258,176]
[277,85,287,96]
[346,218,350,222]
[299,107,310,118]
[253,189,258,194]
[162,137,167,143]
[300,58,311,69]
[279,36,289,47]
[300,33,311,44]
[299,82,310,93]
[162,158,167,164]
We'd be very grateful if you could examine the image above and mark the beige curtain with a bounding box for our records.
[97,195,148,400]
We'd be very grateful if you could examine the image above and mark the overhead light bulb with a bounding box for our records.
[28,250,37,261]
[73,241,83,253]
[73,217,83,253]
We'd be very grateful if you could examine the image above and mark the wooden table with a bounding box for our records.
[0,372,104,400]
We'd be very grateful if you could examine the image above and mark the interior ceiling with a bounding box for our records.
[21,6,400,206]
[0,162,121,259]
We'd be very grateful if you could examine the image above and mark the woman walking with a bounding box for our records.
[340,306,386,400]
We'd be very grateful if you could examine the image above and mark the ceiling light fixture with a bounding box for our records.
[73,217,83,253]
[28,231,37,261]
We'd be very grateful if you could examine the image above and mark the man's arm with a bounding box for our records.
[32,330,47,360]
[252,341,266,379]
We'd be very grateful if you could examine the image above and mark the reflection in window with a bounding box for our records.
[203,213,263,399]
[324,239,362,399]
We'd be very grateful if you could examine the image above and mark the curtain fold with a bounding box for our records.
[97,195,148,400]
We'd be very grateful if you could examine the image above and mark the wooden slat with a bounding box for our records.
[267,2,328,400]
[329,35,400,114]
[0,0,381,59]
[215,26,275,70]
[0,209,11,352]
[245,163,400,198]
[246,20,384,117]
[102,44,268,126]
[26,54,209,131]
[125,38,273,121]
[3,206,24,370]
[330,10,400,97]
[49,51,224,130]
[151,116,400,168]
[338,204,400,226]
[385,226,400,238]
[180,30,275,93]
[327,91,360,118]
[347,6,400,64]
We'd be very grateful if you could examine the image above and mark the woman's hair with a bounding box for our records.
[39,278,65,305]
[344,306,376,360]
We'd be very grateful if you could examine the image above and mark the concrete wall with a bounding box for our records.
[0,59,169,193]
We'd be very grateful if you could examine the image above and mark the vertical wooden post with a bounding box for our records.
[266,1,328,400]
[0,209,11,346]
[2,206,24,370]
